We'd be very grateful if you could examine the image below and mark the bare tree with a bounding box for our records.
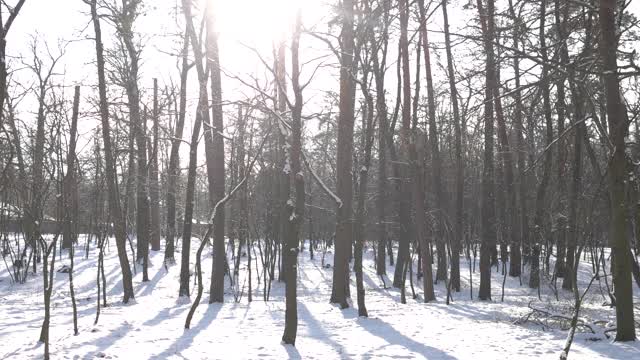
[85,0,135,302]
[330,0,356,308]
[0,0,27,130]
[282,10,305,345]
[476,0,497,301]
[149,78,161,251]
[165,31,190,264]
[441,0,463,291]
[600,0,636,342]
[206,1,227,303]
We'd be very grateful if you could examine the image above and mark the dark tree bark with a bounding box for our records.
[64,86,80,336]
[165,31,190,264]
[441,0,463,291]
[354,11,376,313]
[373,0,390,277]
[184,126,268,330]
[507,0,525,278]
[0,0,26,130]
[86,0,134,303]
[179,0,209,298]
[282,11,304,344]
[563,4,593,292]
[235,106,249,300]
[418,0,446,283]
[489,27,517,283]
[330,0,355,308]
[134,91,150,282]
[391,0,412,293]
[149,78,161,251]
[27,45,54,258]
[553,0,568,279]
[476,0,497,300]
[38,236,57,360]
[600,0,636,341]
[276,39,289,284]
[564,78,584,292]
[206,4,227,303]
[123,113,136,238]
[530,0,554,290]
[114,0,150,281]
[63,86,80,249]
[177,96,203,297]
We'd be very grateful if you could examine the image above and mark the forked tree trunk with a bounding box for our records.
[117,0,150,281]
[179,0,209,298]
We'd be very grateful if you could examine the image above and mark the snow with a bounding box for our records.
[1,236,639,359]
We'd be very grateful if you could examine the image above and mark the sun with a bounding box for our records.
[213,0,302,45]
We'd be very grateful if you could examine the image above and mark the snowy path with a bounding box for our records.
[1,238,639,359]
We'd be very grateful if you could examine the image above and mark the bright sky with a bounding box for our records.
[4,0,640,156]
[3,0,334,154]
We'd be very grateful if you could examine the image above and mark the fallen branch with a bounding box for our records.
[515,301,595,334]
[302,151,342,208]
[185,130,269,329]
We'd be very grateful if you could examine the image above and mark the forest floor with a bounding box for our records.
[1,236,639,359]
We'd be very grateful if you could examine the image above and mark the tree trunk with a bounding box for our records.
[553,0,568,279]
[530,0,554,290]
[150,78,161,251]
[476,0,497,300]
[282,12,304,344]
[441,0,463,291]
[63,86,80,249]
[330,0,355,308]
[373,0,390,277]
[165,31,190,264]
[117,0,150,281]
[276,39,290,284]
[86,0,134,303]
[600,0,636,341]
[418,0,446,283]
[564,4,593,291]
[507,0,525,278]
[179,0,208,298]
[206,5,227,303]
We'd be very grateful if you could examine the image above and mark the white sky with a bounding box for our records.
[4,0,640,167]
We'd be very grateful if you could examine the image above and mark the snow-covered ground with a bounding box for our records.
[1,236,639,359]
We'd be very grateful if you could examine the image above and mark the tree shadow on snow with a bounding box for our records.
[153,303,222,358]
[282,343,301,359]
[63,320,133,357]
[362,270,401,303]
[142,305,188,327]
[356,317,457,359]
[297,302,346,354]
[135,266,165,297]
